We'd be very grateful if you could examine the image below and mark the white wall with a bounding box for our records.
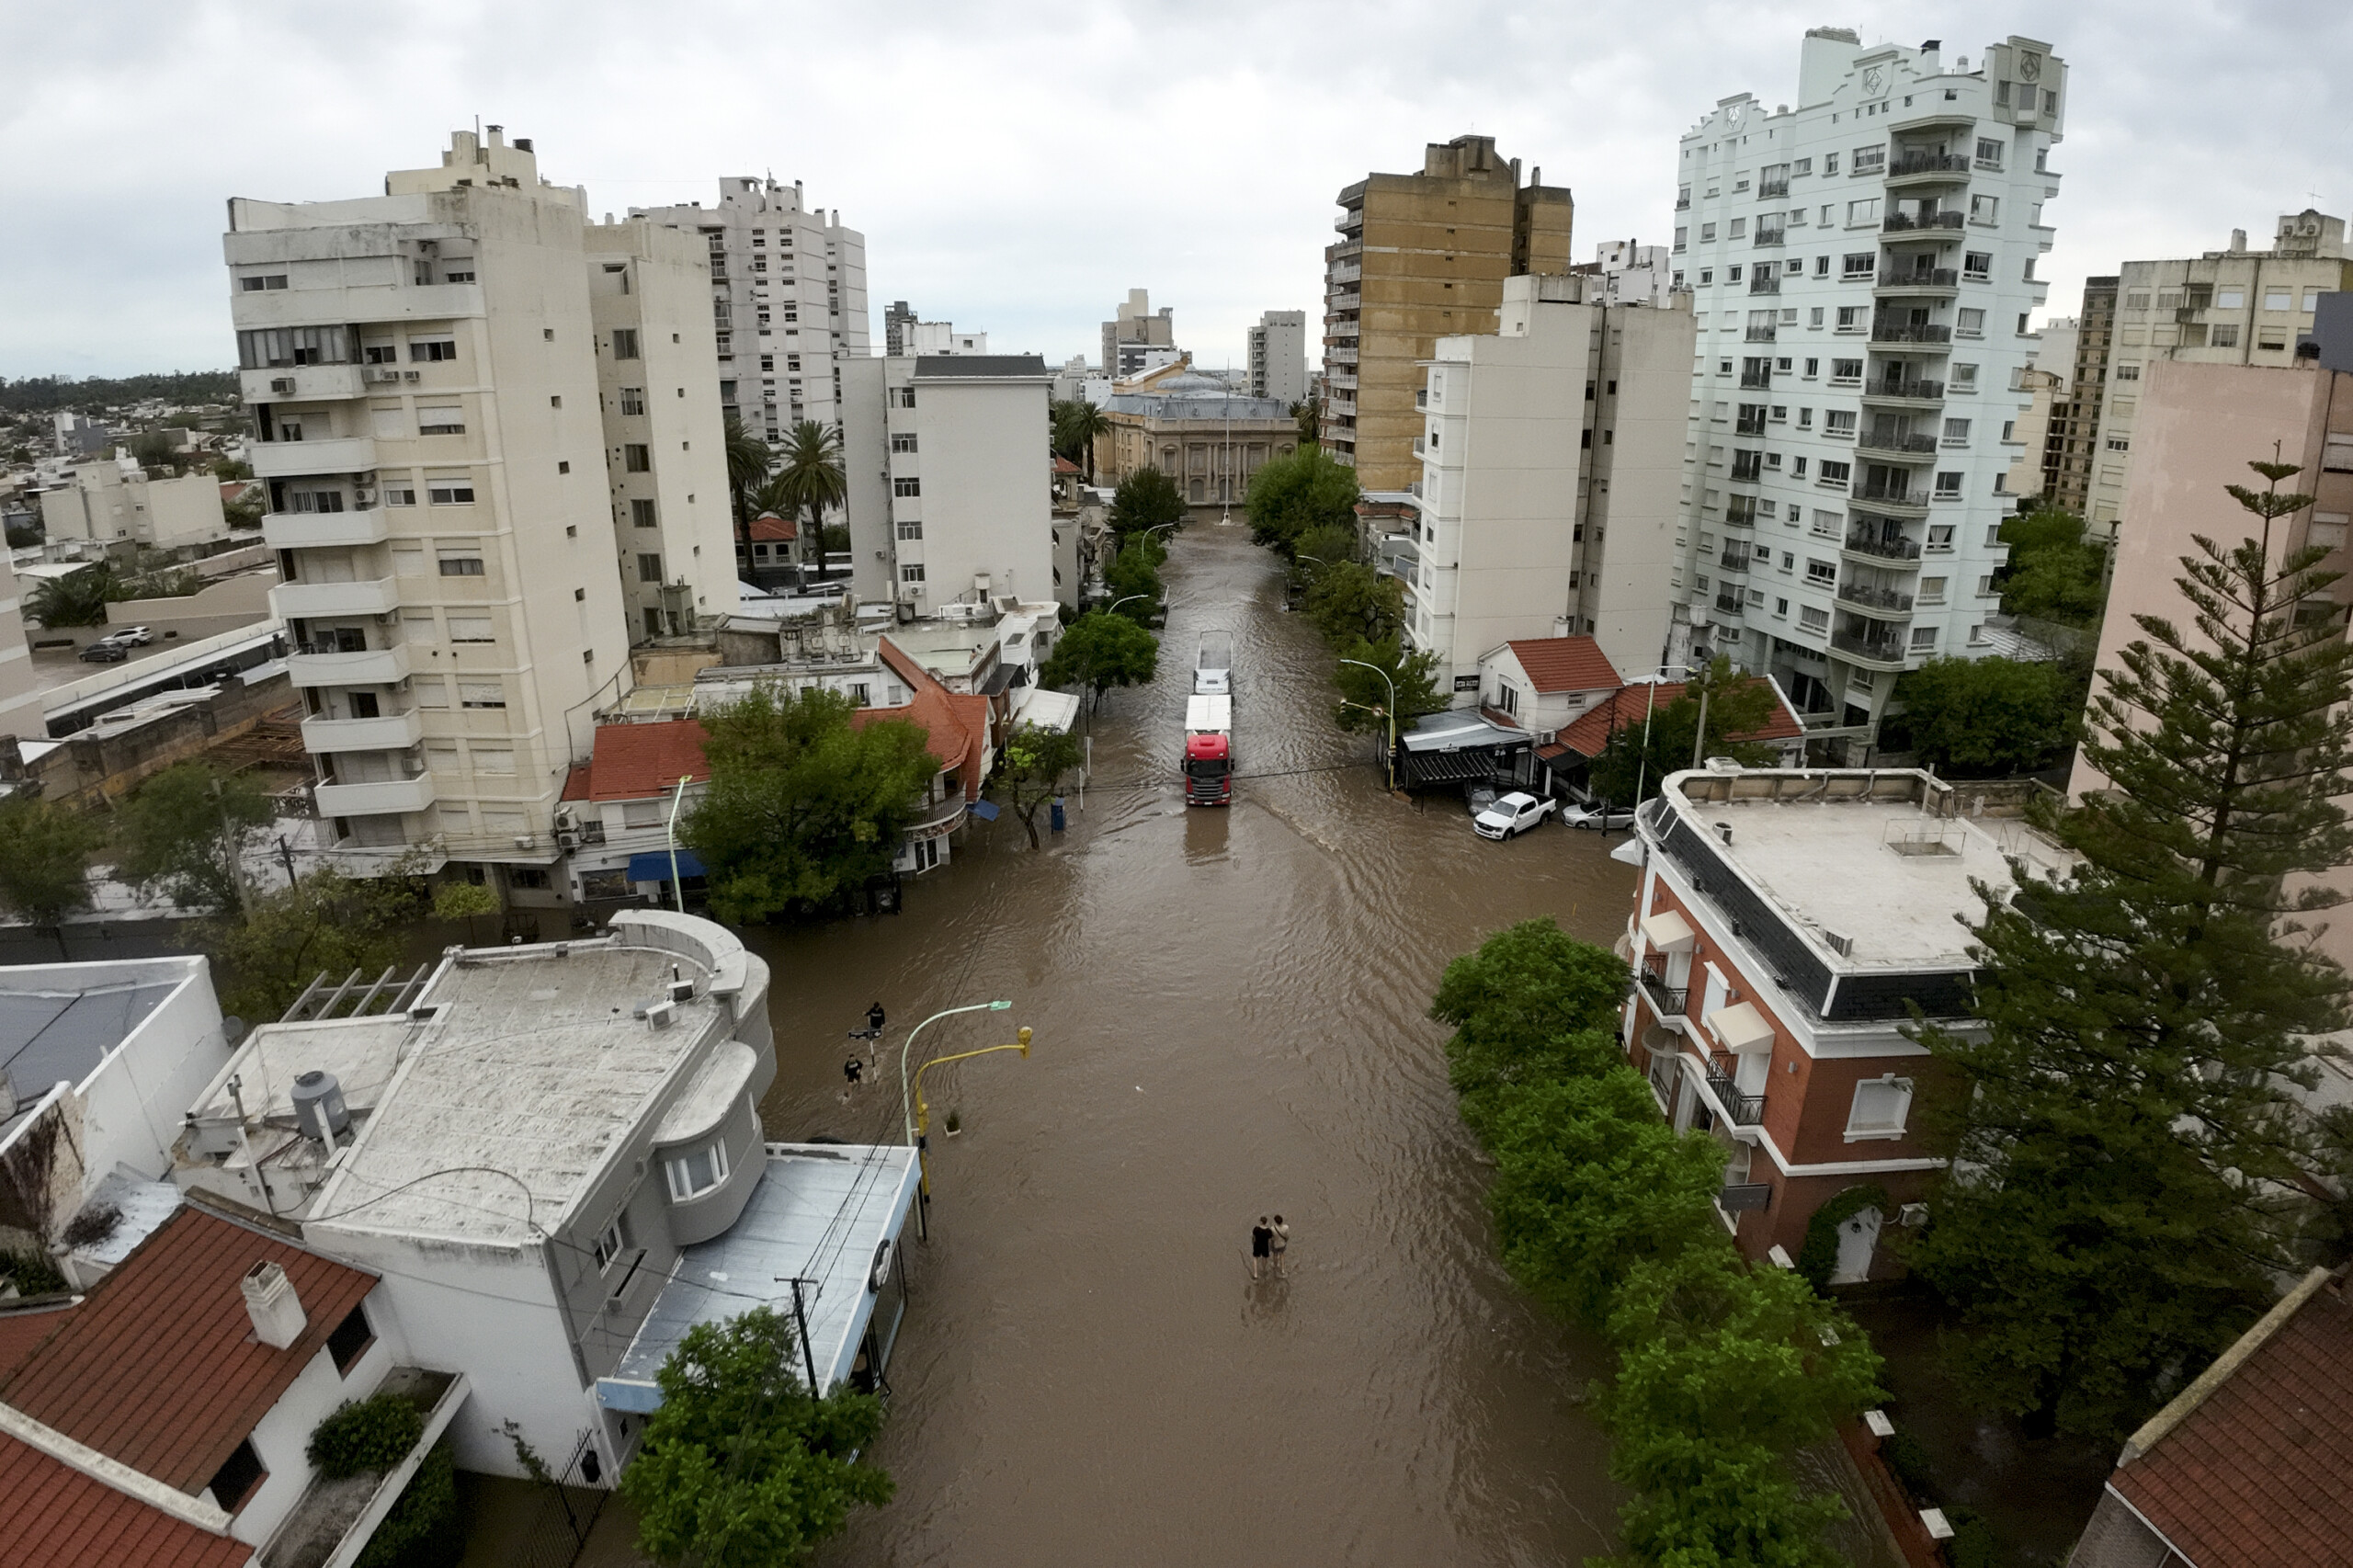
[232,1297,408,1544]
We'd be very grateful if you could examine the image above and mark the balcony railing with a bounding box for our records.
[1745,324,1778,343]
[1878,267,1961,289]
[1715,593,1745,615]
[1749,275,1780,296]
[1731,455,1763,482]
[1858,481,1925,506]
[1759,178,1790,199]
[1754,228,1785,248]
[1739,370,1772,390]
[1724,499,1759,528]
[1864,378,1945,401]
[1888,151,1971,178]
[1837,581,1916,613]
[1735,415,1768,436]
[1639,963,1688,1017]
[1704,1061,1768,1126]
[1719,551,1752,572]
[1883,210,1967,233]
[1857,432,1940,458]
[1844,531,1923,561]
[1871,322,1953,345]
[1829,631,1912,666]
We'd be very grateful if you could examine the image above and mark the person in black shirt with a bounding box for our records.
[1249,1217,1272,1279]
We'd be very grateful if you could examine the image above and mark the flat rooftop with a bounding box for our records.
[1661,770,2072,971]
[0,960,198,1146]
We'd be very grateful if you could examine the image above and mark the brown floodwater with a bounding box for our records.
[749,522,1637,1566]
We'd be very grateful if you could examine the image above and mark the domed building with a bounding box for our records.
[1094,357,1301,506]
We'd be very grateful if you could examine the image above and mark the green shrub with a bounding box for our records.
[0,1248,68,1297]
[1943,1506,2005,1568]
[356,1444,461,1568]
[307,1394,424,1480]
[1878,1426,1936,1500]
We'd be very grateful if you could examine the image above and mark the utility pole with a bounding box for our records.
[277,835,298,890]
[1691,675,1712,771]
[777,1276,823,1400]
[212,778,251,915]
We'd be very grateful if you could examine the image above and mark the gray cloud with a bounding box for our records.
[3,0,2346,377]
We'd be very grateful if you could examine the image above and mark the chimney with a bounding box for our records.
[2231,228,2248,253]
[242,1261,308,1349]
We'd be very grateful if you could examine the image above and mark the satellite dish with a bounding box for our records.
[222,1017,247,1046]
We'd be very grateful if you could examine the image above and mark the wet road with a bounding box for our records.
[751,522,1641,1566]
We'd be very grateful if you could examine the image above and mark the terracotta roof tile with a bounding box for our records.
[2112,1279,2353,1568]
[573,721,710,802]
[748,513,796,542]
[856,640,984,800]
[0,1436,250,1568]
[1502,636,1622,693]
[1552,677,1803,763]
[0,1205,377,1494]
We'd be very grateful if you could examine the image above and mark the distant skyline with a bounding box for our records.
[3,1,2345,381]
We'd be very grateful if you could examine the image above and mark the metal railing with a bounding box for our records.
[1878,267,1961,288]
[1676,195,1691,210]
[1705,1061,1768,1126]
[1745,324,1778,343]
[1889,151,1971,177]
[1749,274,1780,295]
[1829,631,1911,665]
[1754,229,1785,248]
[1858,481,1925,506]
[1735,415,1768,436]
[1739,370,1773,390]
[1715,593,1746,615]
[1883,210,1967,233]
[1732,456,1763,482]
[1837,581,1915,613]
[1870,322,1953,345]
[1759,178,1790,199]
[1864,378,1946,401]
[1720,551,1752,571]
[1858,432,1940,457]
[1844,532,1923,561]
[1639,964,1689,1017]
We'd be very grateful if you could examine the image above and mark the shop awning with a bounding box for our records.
[1639,909,1696,953]
[1706,1000,1775,1054]
[627,849,705,881]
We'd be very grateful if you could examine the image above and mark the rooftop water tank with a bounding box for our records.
[291,1070,350,1142]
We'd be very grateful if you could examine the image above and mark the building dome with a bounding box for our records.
[1151,372,1230,396]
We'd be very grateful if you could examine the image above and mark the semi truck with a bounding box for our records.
[1184,693,1233,806]
[1194,631,1233,695]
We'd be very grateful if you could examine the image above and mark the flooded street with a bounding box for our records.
[750,522,1640,1565]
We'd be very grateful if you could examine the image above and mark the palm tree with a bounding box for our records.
[722,415,773,550]
[24,563,116,628]
[768,422,847,566]
[1053,399,1108,482]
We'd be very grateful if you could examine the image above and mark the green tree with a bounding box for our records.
[204,862,428,1021]
[1304,560,1402,644]
[23,563,119,628]
[1915,458,2353,1440]
[210,456,254,481]
[0,797,103,953]
[1586,660,1779,805]
[998,722,1084,849]
[767,421,847,561]
[1102,538,1165,619]
[1998,507,2109,629]
[621,1307,891,1568]
[685,685,938,924]
[817,522,851,558]
[222,487,265,530]
[129,429,188,476]
[1290,397,1319,449]
[1051,399,1108,482]
[355,1444,460,1568]
[431,879,501,944]
[1244,447,1358,552]
[1039,610,1159,704]
[1429,916,1631,1097]
[1330,635,1443,737]
[1890,656,2075,776]
[1107,468,1186,542]
[1290,522,1358,588]
[722,415,773,545]
[115,762,272,915]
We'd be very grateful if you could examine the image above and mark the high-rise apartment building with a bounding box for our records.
[883,300,916,357]
[1101,290,1176,379]
[1245,311,1308,406]
[2032,278,2116,516]
[1669,31,2065,737]
[1322,135,1574,492]
[840,356,1055,610]
[230,128,726,881]
[1410,274,1697,695]
[1574,241,1678,307]
[633,178,870,441]
[2075,213,2353,545]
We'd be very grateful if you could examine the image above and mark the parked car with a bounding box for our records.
[106,625,154,645]
[1472,790,1556,841]
[77,641,129,663]
[1561,801,1637,831]
[1462,783,1498,819]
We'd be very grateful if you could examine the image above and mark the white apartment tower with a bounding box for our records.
[1412,274,1697,696]
[1247,311,1309,406]
[633,179,870,441]
[1671,32,2064,735]
[583,220,741,642]
[841,356,1056,610]
[230,129,724,881]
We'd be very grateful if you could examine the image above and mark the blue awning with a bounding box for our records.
[627,849,705,881]
[967,800,1000,822]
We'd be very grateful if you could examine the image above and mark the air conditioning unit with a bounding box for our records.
[270,378,295,394]
[353,489,375,506]
[554,807,580,832]
[1898,1202,1929,1228]
[555,829,580,851]
[512,834,535,850]
[1535,730,1557,746]
[403,370,421,382]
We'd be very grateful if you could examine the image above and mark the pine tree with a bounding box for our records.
[1915,457,2353,1439]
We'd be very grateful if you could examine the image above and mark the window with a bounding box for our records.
[1699,268,1713,285]
[1956,308,1986,337]
[890,432,919,453]
[1808,307,1824,328]
[1847,198,1879,226]
[437,552,483,576]
[1814,255,1831,278]
[1974,137,2004,168]
[363,343,397,364]
[449,614,494,644]
[624,444,651,472]
[409,336,457,362]
[1804,557,1836,585]
[1949,363,1979,391]
[2259,331,2288,351]
[2200,323,2241,348]
[2324,435,2353,473]
[2311,514,2349,551]
[2305,290,2325,312]
[901,564,926,585]
[1819,460,1850,486]
[594,1215,633,1272]
[417,405,464,435]
[893,386,916,409]
[1919,576,1949,604]
[1824,410,1856,435]
[1794,407,1812,427]
[1969,194,2000,225]
[666,1140,731,1201]
[1847,1076,1914,1139]
[612,328,640,359]
[206,1438,266,1513]
[1934,471,1964,499]
[1942,418,1972,444]
[638,553,664,584]
[440,264,475,282]
[2264,290,2293,312]
[240,273,289,292]
[1799,605,1830,632]
[631,498,657,528]
[426,480,474,505]
[2211,289,2245,310]
[460,683,507,711]
[1700,223,1717,243]
[1927,523,1956,551]
[1961,251,1993,281]
[1824,153,1839,175]
[1729,265,1745,282]
[1836,305,1864,331]
[620,387,645,415]
[896,518,924,540]
[1829,358,1861,383]
[1794,156,1813,176]
[1837,253,1873,281]
[327,1303,374,1375]
[1851,143,1884,175]
[1909,626,1938,651]
[893,477,921,497]
[2114,363,2141,381]
[1730,218,1746,239]
[238,324,350,368]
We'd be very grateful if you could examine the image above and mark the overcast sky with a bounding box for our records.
[5,1,2347,381]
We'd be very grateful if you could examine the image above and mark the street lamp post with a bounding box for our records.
[898,999,1012,1240]
[1336,656,1398,791]
[1107,594,1149,617]
[1630,664,1702,815]
[664,773,693,914]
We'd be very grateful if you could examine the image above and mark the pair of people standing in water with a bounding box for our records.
[1248,1214,1290,1279]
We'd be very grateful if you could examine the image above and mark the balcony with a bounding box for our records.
[1758,178,1789,199]
[1749,274,1780,296]
[1724,498,1760,528]
[1753,228,1785,248]
[1676,194,1691,210]
[288,642,411,687]
[1870,322,1953,347]
[1856,432,1940,460]
[240,365,366,404]
[1738,369,1772,391]
[1719,551,1751,573]
[251,436,377,480]
[1745,324,1778,343]
[1861,379,1946,406]
[1639,962,1689,1017]
[1328,320,1360,340]
[1876,267,1960,291]
[1731,454,1763,483]
[1882,210,1967,234]
[263,509,390,549]
[907,791,968,844]
[301,708,425,753]
[1836,581,1915,614]
[314,773,436,817]
[1855,483,1929,517]
[1715,593,1745,615]
[1884,151,1972,184]
[1828,631,1913,669]
[273,576,401,619]
[1702,1060,1767,1126]
[1842,531,1923,562]
[1335,209,1363,235]
[1328,346,1358,367]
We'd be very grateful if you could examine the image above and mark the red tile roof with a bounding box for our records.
[866,639,987,801]
[1502,636,1621,693]
[0,1436,251,1568]
[2110,1271,2353,1568]
[567,721,711,802]
[748,513,796,542]
[1052,456,1082,475]
[1548,676,1803,763]
[0,1204,376,1496]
